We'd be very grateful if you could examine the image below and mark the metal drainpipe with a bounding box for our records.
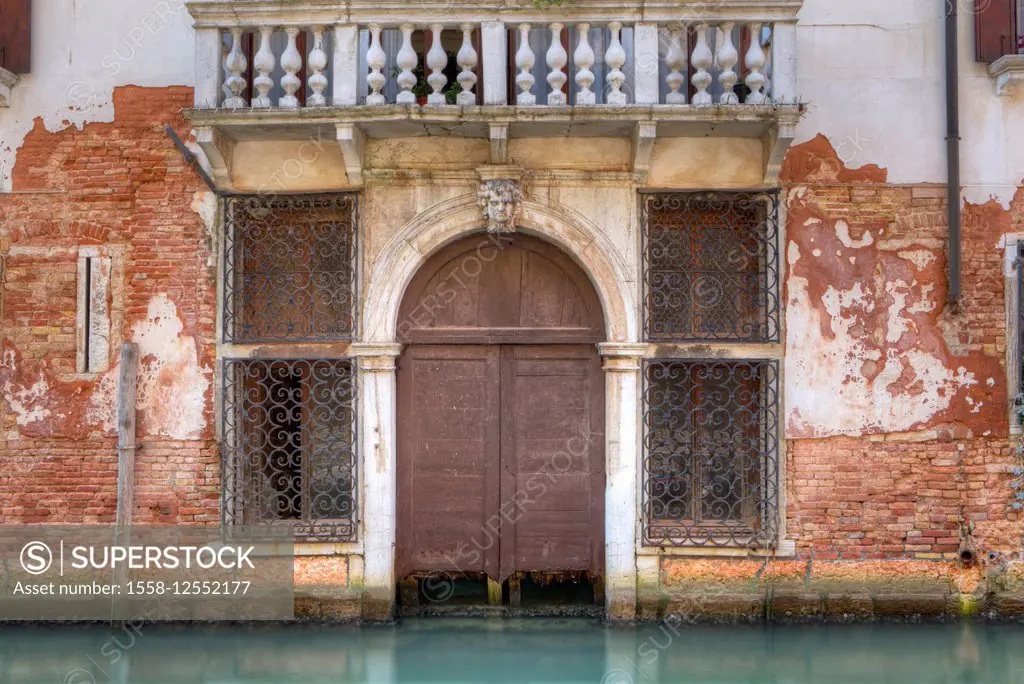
[945,0,962,306]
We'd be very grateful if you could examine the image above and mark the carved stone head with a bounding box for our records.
[477,179,523,234]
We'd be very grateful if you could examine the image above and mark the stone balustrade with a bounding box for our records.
[191,3,799,110]
[187,1,803,188]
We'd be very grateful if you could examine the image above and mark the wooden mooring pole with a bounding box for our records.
[112,343,139,624]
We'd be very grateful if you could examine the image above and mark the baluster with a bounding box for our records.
[716,22,738,104]
[396,24,418,104]
[366,24,387,105]
[252,26,275,107]
[690,23,713,106]
[223,28,248,108]
[515,24,536,105]
[307,27,328,107]
[744,23,767,105]
[426,24,448,105]
[279,27,302,108]
[605,21,627,106]
[546,23,567,106]
[221,40,232,105]
[574,23,595,106]
[763,31,773,100]
[664,24,686,104]
[456,24,478,105]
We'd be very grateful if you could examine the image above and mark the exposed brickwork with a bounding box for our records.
[0,439,118,523]
[787,436,1019,557]
[0,85,218,523]
[777,135,1022,562]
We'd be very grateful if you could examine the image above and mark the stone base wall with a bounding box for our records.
[294,555,364,621]
[638,557,1024,623]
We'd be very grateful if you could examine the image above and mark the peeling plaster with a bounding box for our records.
[190,189,218,268]
[129,293,209,439]
[788,249,981,436]
[3,294,208,440]
[0,0,194,190]
[3,373,53,427]
[835,220,874,249]
[897,249,936,271]
[783,136,1007,439]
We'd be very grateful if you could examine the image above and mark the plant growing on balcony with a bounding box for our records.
[393,52,465,104]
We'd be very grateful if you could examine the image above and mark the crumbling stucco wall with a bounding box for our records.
[0,86,217,523]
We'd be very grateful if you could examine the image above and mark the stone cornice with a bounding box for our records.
[0,68,20,108]
[186,0,804,28]
[989,55,1024,97]
[184,102,805,129]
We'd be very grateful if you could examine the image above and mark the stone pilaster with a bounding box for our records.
[599,342,648,621]
[351,342,403,620]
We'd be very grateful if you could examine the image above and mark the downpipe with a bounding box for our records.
[945,0,962,308]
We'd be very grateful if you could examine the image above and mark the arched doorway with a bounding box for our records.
[396,232,606,605]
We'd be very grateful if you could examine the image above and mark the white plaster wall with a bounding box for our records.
[0,0,195,190]
[795,0,1024,204]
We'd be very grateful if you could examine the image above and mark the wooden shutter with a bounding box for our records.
[0,0,31,73]
[975,0,1018,62]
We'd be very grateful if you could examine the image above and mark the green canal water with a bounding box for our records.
[1,619,1022,683]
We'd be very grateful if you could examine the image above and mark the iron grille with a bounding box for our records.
[1019,241,1024,396]
[642,359,779,548]
[222,358,357,542]
[223,194,356,342]
[642,191,780,342]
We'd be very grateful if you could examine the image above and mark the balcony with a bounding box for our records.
[185,0,804,187]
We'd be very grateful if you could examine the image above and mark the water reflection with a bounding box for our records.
[0,619,1022,683]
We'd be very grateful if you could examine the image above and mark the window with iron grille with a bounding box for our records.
[222,358,357,542]
[642,360,779,548]
[642,191,780,343]
[1017,241,1024,413]
[223,194,356,342]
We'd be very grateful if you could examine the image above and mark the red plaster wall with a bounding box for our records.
[782,135,1023,557]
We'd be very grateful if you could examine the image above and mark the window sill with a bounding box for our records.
[988,55,1024,96]
[0,68,19,108]
[638,539,797,559]
[248,542,363,557]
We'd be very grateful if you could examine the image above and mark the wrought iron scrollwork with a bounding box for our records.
[223,194,357,342]
[222,358,357,542]
[642,191,780,342]
[642,360,779,548]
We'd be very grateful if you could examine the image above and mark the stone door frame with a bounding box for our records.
[354,194,642,620]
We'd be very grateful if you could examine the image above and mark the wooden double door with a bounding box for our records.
[395,233,608,586]
[397,343,604,582]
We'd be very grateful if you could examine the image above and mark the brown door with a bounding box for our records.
[398,343,603,581]
[396,234,606,583]
[499,345,604,578]
[397,345,501,579]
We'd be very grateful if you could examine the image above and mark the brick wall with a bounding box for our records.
[0,85,218,524]
[781,134,1022,559]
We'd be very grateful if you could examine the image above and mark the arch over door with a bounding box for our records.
[397,233,605,344]
[396,233,606,584]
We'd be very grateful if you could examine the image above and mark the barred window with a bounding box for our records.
[642,191,780,342]
[223,194,356,342]
[222,358,357,542]
[642,360,779,548]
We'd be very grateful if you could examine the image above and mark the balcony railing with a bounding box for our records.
[185,0,803,185]
[192,12,798,109]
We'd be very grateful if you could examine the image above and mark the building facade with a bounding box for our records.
[1,0,1023,621]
